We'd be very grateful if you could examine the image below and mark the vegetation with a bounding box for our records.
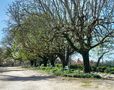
[0,0,114,78]
[25,65,101,79]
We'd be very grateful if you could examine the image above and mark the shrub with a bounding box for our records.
[56,64,62,68]
[51,67,61,73]
[70,64,83,70]
[25,66,101,79]
[64,73,101,79]
[110,71,114,74]
[105,67,114,74]
[97,66,108,72]
[91,66,97,72]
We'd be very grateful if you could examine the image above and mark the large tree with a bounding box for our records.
[32,0,114,73]
[7,1,74,68]
[6,0,114,73]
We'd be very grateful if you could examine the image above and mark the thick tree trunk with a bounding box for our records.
[30,60,34,66]
[34,59,37,67]
[81,51,91,73]
[64,53,70,69]
[44,61,48,67]
[58,54,69,69]
[38,55,48,67]
[43,57,48,67]
[49,55,56,67]
[30,59,37,67]
[50,60,55,67]
[63,61,68,69]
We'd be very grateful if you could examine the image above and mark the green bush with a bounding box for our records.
[64,72,101,79]
[25,66,101,79]
[91,66,97,72]
[110,71,114,74]
[51,67,61,73]
[70,64,83,70]
[97,66,108,72]
[56,64,62,68]
[52,69,101,79]
[53,71,63,76]
[105,67,114,74]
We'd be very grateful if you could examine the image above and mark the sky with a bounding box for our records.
[0,0,14,43]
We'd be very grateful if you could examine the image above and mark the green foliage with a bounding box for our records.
[33,66,101,79]
[96,66,108,72]
[65,73,101,78]
[56,64,62,68]
[39,66,62,73]
[70,64,83,70]
[104,67,114,74]
[2,0,114,73]
[91,65,114,74]
[91,66,97,72]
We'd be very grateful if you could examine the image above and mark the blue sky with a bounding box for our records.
[0,0,14,43]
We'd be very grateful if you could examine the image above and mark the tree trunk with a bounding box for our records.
[30,60,34,66]
[96,52,107,68]
[30,59,37,67]
[43,57,48,67]
[49,55,56,67]
[34,59,37,67]
[96,58,101,68]
[50,60,55,67]
[81,51,91,73]
[58,54,69,69]
[64,52,70,69]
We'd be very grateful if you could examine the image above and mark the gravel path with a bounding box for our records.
[0,67,114,90]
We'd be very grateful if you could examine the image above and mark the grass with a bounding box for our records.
[23,65,101,79]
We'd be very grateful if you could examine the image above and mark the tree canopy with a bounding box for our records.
[1,0,114,73]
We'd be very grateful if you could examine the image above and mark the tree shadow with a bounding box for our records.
[0,69,25,73]
[102,78,114,81]
[0,75,56,81]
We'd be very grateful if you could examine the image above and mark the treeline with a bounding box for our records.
[1,0,114,73]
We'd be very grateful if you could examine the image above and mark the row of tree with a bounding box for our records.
[1,0,114,73]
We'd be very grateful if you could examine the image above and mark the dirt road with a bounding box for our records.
[0,67,114,90]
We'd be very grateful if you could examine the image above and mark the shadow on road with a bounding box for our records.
[0,67,25,73]
[0,69,25,73]
[0,75,55,81]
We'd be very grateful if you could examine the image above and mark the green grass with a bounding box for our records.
[23,65,101,79]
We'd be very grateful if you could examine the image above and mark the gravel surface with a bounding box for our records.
[0,67,114,90]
